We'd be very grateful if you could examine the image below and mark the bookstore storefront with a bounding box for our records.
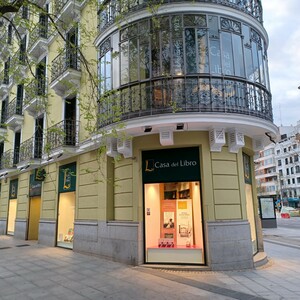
[142,147,205,265]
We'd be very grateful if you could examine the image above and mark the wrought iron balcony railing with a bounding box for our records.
[0,68,10,85]
[19,136,43,163]
[50,50,81,83]
[98,0,263,32]
[24,78,48,103]
[0,149,16,170]
[53,0,82,16]
[28,23,49,50]
[7,97,23,120]
[97,76,272,128]
[45,119,79,152]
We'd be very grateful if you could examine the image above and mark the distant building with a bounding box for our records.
[255,121,300,208]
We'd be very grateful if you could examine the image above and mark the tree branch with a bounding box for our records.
[0,0,25,15]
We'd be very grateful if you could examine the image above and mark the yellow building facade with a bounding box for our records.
[0,0,277,270]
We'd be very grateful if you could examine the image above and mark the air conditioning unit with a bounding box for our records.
[228,130,245,153]
[209,128,225,152]
[106,137,118,158]
[117,138,133,158]
[159,128,174,146]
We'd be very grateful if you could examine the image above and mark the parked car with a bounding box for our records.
[281,206,299,217]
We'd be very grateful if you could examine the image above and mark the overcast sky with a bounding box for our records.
[263,0,300,127]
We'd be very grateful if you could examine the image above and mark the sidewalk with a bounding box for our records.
[0,229,300,300]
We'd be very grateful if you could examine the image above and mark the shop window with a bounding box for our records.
[144,181,204,264]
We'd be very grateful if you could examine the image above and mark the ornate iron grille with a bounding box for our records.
[19,136,43,162]
[97,76,272,128]
[50,49,80,83]
[24,78,48,107]
[7,97,23,119]
[98,0,263,32]
[45,119,79,151]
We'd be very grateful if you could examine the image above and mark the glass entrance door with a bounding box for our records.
[145,181,204,264]
[28,197,41,240]
[7,199,17,235]
[57,192,75,249]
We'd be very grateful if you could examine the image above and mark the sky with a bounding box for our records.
[263,0,300,127]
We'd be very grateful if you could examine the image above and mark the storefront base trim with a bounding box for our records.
[38,219,56,247]
[206,220,254,271]
[0,219,7,235]
[147,247,202,264]
[74,220,143,265]
[15,219,27,240]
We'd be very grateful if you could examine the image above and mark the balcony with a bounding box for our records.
[0,149,17,175]
[53,0,82,26]
[0,34,12,61]
[24,79,48,117]
[43,119,79,161]
[0,69,12,98]
[11,51,27,82]
[6,97,24,131]
[50,50,81,96]
[97,76,273,128]
[28,23,49,60]
[17,136,43,170]
[98,0,263,33]
[15,6,29,36]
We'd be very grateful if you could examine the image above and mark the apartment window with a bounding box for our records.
[99,38,112,94]
[292,178,295,184]
[286,168,289,175]
[280,180,284,187]
[293,144,297,149]
[1,97,8,125]
[19,35,27,64]
[284,148,287,153]
[288,146,291,151]
[279,169,283,176]
[297,177,300,184]
[295,155,299,162]
[278,160,282,167]
[3,59,10,84]
[296,166,300,173]
[287,179,290,185]
[291,167,294,175]
[13,131,21,165]
[0,142,4,169]
[7,24,13,45]
[285,158,288,165]
[290,157,293,164]
[16,85,24,114]
[276,149,280,155]
[66,27,78,69]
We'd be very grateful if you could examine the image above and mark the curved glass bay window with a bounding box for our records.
[98,12,272,127]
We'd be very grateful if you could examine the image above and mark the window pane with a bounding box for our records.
[210,39,221,74]
[161,31,171,75]
[185,28,197,74]
[129,38,138,82]
[221,32,234,75]
[120,41,129,84]
[197,29,209,73]
[232,34,245,77]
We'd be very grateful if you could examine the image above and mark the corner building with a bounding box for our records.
[0,0,277,270]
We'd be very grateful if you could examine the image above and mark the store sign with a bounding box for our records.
[142,147,200,183]
[59,162,76,193]
[9,179,18,199]
[29,174,42,197]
